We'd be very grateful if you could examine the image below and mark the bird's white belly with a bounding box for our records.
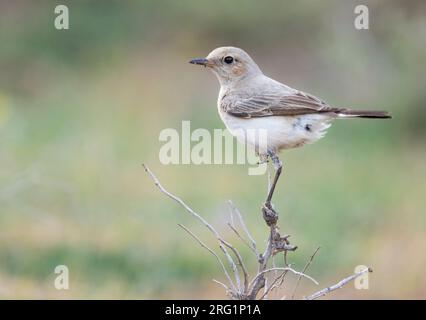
[219,111,332,154]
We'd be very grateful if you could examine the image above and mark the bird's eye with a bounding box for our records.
[224,56,234,64]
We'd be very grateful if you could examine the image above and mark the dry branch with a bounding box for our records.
[143,163,371,300]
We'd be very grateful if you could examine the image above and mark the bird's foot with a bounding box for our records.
[257,154,269,165]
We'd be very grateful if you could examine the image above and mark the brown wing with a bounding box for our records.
[222,91,343,118]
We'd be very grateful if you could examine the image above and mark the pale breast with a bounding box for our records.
[218,109,332,154]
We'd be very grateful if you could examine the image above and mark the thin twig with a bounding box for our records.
[218,243,250,292]
[267,162,272,194]
[229,205,236,229]
[259,270,288,300]
[227,200,258,256]
[263,276,269,299]
[227,223,256,258]
[266,261,294,299]
[250,267,319,291]
[178,223,237,293]
[212,279,230,291]
[291,246,321,299]
[262,255,277,299]
[212,279,235,299]
[304,267,372,300]
[218,243,241,291]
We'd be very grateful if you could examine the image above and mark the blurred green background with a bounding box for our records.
[0,0,425,299]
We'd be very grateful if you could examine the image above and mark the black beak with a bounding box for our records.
[189,58,209,66]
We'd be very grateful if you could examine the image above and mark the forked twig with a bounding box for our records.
[143,164,249,294]
[178,223,237,293]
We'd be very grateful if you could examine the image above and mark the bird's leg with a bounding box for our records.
[265,153,282,209]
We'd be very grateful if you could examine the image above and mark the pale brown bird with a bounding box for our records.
[190,47,391,207]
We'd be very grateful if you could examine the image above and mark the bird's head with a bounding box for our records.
[189,47,262,86]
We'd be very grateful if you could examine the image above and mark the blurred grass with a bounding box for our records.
[0,0,425,299]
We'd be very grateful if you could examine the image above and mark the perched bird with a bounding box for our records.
[189,47,391,207]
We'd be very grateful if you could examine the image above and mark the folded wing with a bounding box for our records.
[222,91,342,118]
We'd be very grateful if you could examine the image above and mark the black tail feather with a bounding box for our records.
[338,109,392,119]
